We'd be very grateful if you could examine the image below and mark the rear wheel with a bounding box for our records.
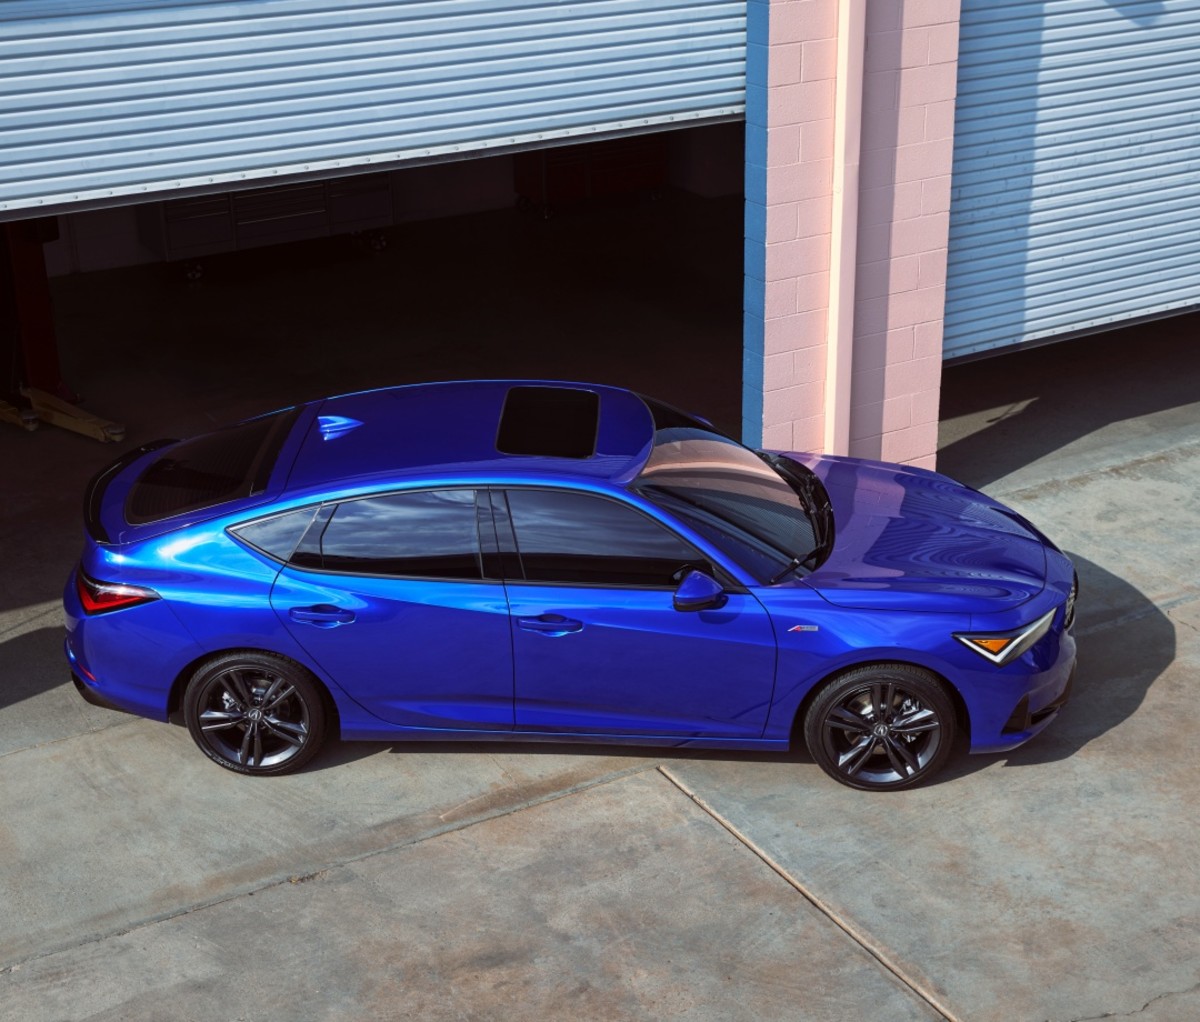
[184,653,327,776]
[803,664,956,791]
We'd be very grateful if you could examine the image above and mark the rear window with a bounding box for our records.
[126,408,300,525]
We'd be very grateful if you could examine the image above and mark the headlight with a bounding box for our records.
[954,607,1057,666]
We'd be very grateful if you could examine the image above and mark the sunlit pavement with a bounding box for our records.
[1,216,1197,1020]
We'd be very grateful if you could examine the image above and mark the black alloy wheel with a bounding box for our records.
[803,664,956,791]
[184,653,327,775]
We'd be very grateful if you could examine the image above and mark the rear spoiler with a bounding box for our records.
[83,439,177,543]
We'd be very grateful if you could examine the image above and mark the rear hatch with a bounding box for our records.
[84,405,312,546]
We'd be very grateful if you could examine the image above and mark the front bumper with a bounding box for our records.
[965,628,1077,754]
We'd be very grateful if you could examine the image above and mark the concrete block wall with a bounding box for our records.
[850,0,960,469]
[747,0,961,467]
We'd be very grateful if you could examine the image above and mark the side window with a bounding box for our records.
[641,489,784,585]
[505,489,704,587]
[291,489,482,580]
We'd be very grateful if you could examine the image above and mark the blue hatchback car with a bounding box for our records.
[65,381,1077,790]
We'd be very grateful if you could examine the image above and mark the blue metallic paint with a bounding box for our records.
[271,567,515,730]
[64,381,1077,780]
[508,583,776,737]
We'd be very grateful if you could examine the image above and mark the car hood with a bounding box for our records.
[783,453,1048,613]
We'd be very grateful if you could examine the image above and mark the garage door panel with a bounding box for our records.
[945,0,1200,359]
[0,0,746,218]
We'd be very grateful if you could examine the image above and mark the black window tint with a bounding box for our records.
[126,408,299,524]
[506,489,702,587]
[305,490,481,579]
[231,508,317,562]
[643,489,783,583]
[496,386,599,458]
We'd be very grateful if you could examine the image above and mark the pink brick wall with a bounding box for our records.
[759,0,960,467]
[758,1,837,454]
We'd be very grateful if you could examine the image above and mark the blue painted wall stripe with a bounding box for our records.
[741,0,769,446]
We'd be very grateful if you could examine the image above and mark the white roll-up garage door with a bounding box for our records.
[944,0,1200,360]
[0,0,745,221]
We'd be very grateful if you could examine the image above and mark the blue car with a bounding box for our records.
[64,381,1077,790]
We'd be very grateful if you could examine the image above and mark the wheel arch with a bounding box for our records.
[167,647,342,735]
[790,657,971,746]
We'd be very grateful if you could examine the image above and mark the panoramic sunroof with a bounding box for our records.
[496,386,599,458]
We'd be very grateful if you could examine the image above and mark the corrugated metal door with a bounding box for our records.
[944,0,1200,360]
[0,0,745,221]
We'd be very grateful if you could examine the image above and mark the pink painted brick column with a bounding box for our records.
[756,0,838,454]
[848,0,961,468]
[753,0,960,468]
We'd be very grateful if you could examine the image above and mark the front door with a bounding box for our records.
[499,488,777,738]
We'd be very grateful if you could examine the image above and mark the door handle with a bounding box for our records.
[517,614,583,636]
[289,605,356,628]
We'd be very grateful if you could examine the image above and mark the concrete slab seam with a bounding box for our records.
[0,761,659,974]
[987,437,1200,502]
[657,764,959,1022]
[1075,589,1200,639]
[1054,980,1200,1022]
[0,601,62,641]
[0,719,134,761]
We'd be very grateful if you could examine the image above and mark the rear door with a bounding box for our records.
[498,488,777,738]
[270,488,514,730]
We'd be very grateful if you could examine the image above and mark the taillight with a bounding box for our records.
[75,568,159,615]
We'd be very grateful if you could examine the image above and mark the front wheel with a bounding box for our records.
[184,653,328,776]
[803,664,957,791]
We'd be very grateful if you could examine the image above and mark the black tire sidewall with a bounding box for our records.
[183,652,327,776]
[803,664,957,792]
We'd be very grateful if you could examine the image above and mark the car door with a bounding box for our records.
[497,487,777,738]
[270,488,514,730]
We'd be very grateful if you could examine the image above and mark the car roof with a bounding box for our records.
[284,380,657,495]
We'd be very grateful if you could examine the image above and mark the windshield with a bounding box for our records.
[632,426,829,584]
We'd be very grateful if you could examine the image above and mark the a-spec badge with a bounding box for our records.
[788,624,819,633]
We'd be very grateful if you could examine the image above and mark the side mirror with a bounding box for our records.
[673,570,727,612]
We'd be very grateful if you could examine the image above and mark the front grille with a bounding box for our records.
[1064,572,1078,629]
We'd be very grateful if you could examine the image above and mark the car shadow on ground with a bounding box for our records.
[941,552,1172,781]
[307,733,811,776]
[0,626,71,712]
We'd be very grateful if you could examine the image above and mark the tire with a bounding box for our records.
[183,652,328,776]
[803,663,957,792]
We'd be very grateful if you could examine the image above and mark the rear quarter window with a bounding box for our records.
[229,508,318,562]
[126,408,299,525]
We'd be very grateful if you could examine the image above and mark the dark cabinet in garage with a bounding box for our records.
[137,174,394,260]
[514,136,669,215]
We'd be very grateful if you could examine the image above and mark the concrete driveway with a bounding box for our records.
[1,256,1197,1018]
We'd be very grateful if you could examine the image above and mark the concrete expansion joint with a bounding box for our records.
[1075,589,1200,640]
[0,762,656,975]
[655,765,960,1022]
[0,719,133,761]
[1053,980,1200,1022]
[991,436,1200,504]
[0,600,63,642]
